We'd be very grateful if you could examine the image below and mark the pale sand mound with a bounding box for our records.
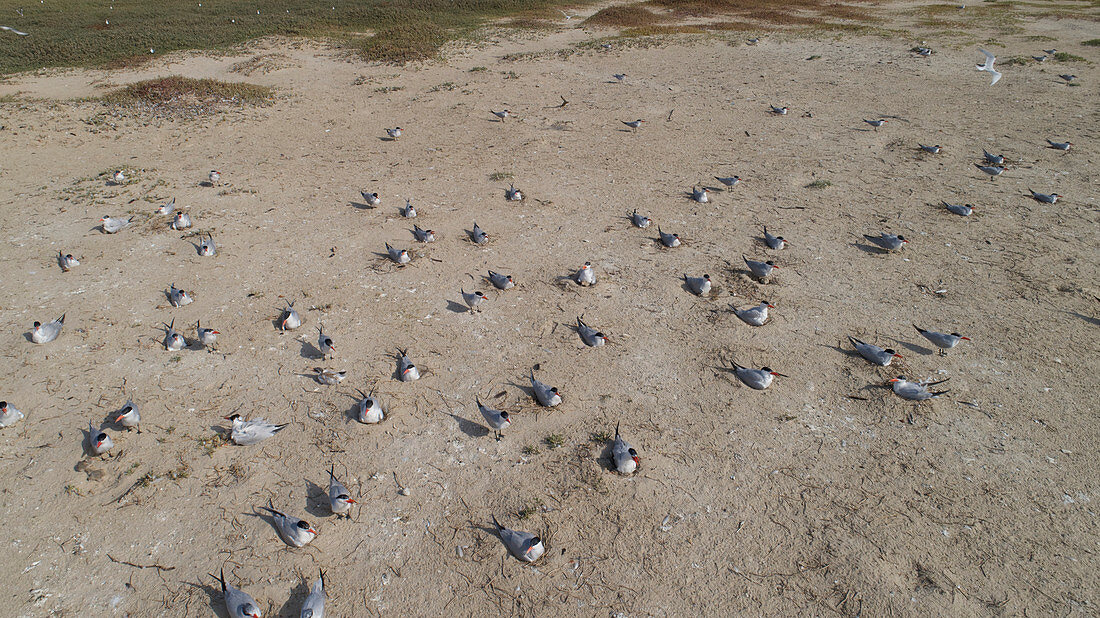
[0,4,1097,616]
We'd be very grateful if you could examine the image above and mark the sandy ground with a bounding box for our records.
[1,1,1098,616]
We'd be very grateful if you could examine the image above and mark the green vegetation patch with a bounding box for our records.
[104,76,273,107]
[0,0,576,74]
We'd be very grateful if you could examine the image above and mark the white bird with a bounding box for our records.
[209,169,221,185]
[611,423,639,475]
[1058,74,1077,83]
[461,289,488,313]
[171,211,192,230]
[163,319,186,351]
[157,197,176,215]
[630,209,651,228]
[976,48,1002,85]
[300,570,326,618]
[863,233,908,251]
[530,369,562,407]
[683,273,711,296]
[115,400,140,432]
[0,401,25,428]
[218,569,262,618]
[402,199,416,218]
[743,255,778,281]
[386,242,410,264]
[730,362,786,390]
[769,105,788,115]
[658,227,681,248]
[355,388,385,424]
[576,316,607,347]
[621,119,644,133]
[100,215,132,233]
[31,314,65,344]
[848,336,902,366]
[361,191,381,206]
[112,170,126,184]
[0,25,29,36]
[732,301,773,326]
[169,284,193,307]
[198,233,216,256]
[386,127,402,139]
[914,325,970,354]
[916,47,932,56]
[974,164,1006,179]
[505,183,524,201]
[87,421,113,455]
[919,144,941,154]
[714,175,741,189]
[280,299,302,330]
[313,367,346,385]
[942,201,974,216]
[488,270,515,290]
[762,226,788,250]
[1046,139,1071,151]
[328,466,356,517]
[491,109,510,121]
[863,118,887,131]
[492,516,545,563]
[397,348,419,381]
[612,73,626,82]
[225,414,287,445]
[259,504,318,547]
[576,261,596,286]
[477,397,510,440]
[197,320,219,347]
[58,251,80,272]
[982,149,1005,165]
[1028,189,1061,204]
[890,376,949,401]
[691,186,710,203]
[317,325,335,358]
[412,225,436,242]
[470,222,488,244]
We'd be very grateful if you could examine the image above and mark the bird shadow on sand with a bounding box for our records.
[210,425,232,440]
[447,412,489,438]
[303,478,329,518]
[199,181,215,188]
[22,331,33,342]
[1065,310,1100,327]
[888,338,935,356]
[277,578,312,617]
[299,341,323,359]
[180,580,224,617]
[379,136,396,142]
[852,242,888,255]
[505,379,537,402]
[819,342,861,360]
[187,240,205,256]
[446,300,470,314]
[350,201,376,211]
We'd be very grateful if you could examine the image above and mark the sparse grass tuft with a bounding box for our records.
[427,81,456,92]
[522,444,541,456]
[373,86,404,93]
[545,433,565,449]
[806,179,832,189]
[103,76,273,115]
[1053,52,1085,62]
[1083,39,1100,47]
[469,66,488,72]
[489,171,514,181]
[518,498,543,519]
[591,430,613,443]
